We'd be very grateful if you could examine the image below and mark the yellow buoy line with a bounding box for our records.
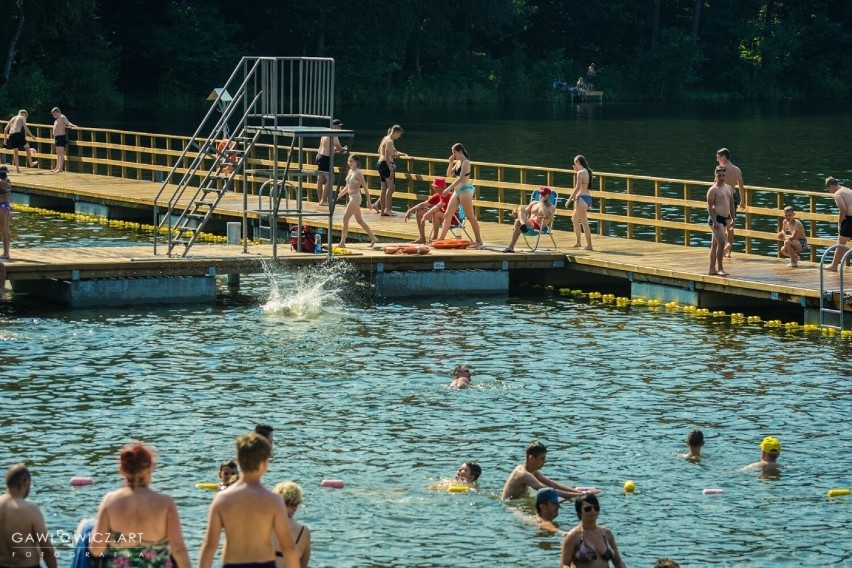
[526,284,852,339]
[14,204,262,245]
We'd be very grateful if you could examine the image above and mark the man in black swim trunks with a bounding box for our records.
[373,125,405,215]
[716,148,746,257]
[50,107,77,173]
[2,110,36,174]
[0,464,58,568]
[315,119,346,206]
[707,166,734,276]
[825,176,852,272]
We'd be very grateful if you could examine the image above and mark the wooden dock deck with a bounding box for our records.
[2,169,837,310]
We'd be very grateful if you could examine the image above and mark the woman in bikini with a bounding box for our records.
[560,493,626,568]
[336,154,378,248]
[565,154,595,250]
[90,443,192,568]
[0,166,12,259]
[435,143,483,248]
[273,482,311,568]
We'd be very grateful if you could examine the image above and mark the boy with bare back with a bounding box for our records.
[199,433,300,568]
[50,107,77,173]
[315,119,347,205]
[501,441,596,501]
[825,177,852,272]
[716,148,745,257]
[372,125,405,216]
[3,111,36,173]
[0,465,58,568]
[707,166,734,276]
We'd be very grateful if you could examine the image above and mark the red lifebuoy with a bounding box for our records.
[402,245,431,255]
[216,140,237,174]
[430,239,472,249]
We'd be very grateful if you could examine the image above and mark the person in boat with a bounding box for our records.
[716,148,746,257]
[315,119,347,206]
[435,143,483,248]
[501,441,595,500]
[777,206,807,268]
[272,482,311,568]
[449,364,472,389]
[707,165,735,276]
[560,493,627,568]
[565,155,595,250]
[502,186,556,253]
[404,177,457,244]
[0,464,58,568]
[335,154,378,248]
[90,443,192,568]
[199,433,300,568]
[743,436,782,471]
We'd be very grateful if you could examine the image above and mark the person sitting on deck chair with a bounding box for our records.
[503,187,556,253]
[404,177,458,244]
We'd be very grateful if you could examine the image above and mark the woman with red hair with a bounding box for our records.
[90,443,191,568]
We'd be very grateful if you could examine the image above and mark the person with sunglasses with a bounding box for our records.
[560,493,626,568]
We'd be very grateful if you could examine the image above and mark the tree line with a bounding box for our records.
[2,0,850,114]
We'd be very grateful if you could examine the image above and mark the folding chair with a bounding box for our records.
[449,205,473,240]
[521,189,558,252]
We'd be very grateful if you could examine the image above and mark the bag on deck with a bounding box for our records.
[289,225,316,253]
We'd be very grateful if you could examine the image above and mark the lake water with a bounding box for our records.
[2,102,852,567]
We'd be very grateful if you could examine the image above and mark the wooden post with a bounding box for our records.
[654,179,662,243]
[683,183,691,246]
[626,177,634,240]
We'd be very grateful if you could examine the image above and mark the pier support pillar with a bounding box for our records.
[227,273,240,289]
[375,270,508,297]
[12,276,217,307]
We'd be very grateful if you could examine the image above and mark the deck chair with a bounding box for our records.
[521,189,558,252]
[449,205,473,240]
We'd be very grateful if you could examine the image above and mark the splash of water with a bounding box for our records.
[260,260,359,318]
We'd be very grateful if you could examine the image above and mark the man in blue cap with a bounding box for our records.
[535,487,562,533]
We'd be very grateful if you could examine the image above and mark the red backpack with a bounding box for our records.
[289,225,316,253]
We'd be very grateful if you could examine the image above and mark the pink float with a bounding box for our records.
[320,479,344,489]
[702,488,725,495]
[70,477,94,487]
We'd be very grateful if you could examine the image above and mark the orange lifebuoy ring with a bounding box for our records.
[430,239,472,249]
[402,245,431,255]
[216,140,237,174]
[383,245,402,254]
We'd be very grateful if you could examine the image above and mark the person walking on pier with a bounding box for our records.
[336,154,378,248]
[436,143,483,248]
[316,119,347,206]
[3,110,36,173]
[372,125,405,216]
[825,177,852,272]
[565,155,594,250]
[777,206,807,268]
[50,107,77,173]
[707,165,735,277]
[716,148,745,257]
[0,166,12,260]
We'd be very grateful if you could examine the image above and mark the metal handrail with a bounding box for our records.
[819,244,852,330]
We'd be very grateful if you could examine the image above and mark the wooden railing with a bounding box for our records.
[2,121,836,259]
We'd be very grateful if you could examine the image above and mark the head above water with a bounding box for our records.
[574,492,600,520]
[254,423,274,444]
[5,463,30,490]
[273,480,304,507]
[686,429,705,448]
[760,436,781,457]
[457,461,482,481]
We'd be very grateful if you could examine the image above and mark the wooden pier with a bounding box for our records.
[0,122,847,317]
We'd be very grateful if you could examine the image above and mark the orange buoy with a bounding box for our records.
[402,245,431,255]
[383,245,402,254]
[430,239,472,249]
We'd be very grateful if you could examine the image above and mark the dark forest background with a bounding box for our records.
[1,0,851,114]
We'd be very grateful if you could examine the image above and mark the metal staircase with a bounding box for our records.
[818,244,851,330]
[153,57,353,258]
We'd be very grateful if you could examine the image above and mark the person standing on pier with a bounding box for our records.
[315,119,347,206]
[824,176,852,272]
[565,155,594,250]
[0,166,12,260]
[707,165,735,276]
[372,125,405,216]
[435,143,483,248]
[50,107,77,173]
[716,148,745,257]
[336,154,378,248]
[586,64,597,91]
[3,110,36,173]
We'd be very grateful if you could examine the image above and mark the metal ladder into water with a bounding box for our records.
[818,244,852,330]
